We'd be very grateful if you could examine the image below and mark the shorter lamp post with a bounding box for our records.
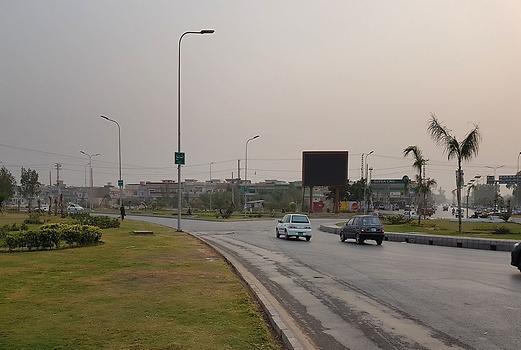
[363,150,374,214]
[209,162,214,211]
[244,135,260,212]
[80,151,101,210]
[466,180,475,218]
[100,115,123,218]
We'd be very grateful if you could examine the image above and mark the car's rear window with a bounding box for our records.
[291,215,310,223]
[362,217,381,225]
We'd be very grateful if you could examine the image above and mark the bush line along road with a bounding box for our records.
[125,215,520,350]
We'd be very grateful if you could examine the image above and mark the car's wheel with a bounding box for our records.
[376,239,383,246]
[306,236,311,242]
[276,229,280,238]
[340,233,346,242]
[284,229,290,240]
[355,233,363,245]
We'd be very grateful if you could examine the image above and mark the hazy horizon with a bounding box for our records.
[1,0,520,194]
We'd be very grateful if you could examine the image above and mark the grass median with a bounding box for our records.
[0,213,281,350]
[337,218,521,240]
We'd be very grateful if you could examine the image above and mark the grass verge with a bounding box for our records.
[0,214,281,350]
[335,219,521,240]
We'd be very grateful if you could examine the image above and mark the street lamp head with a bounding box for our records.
[200,29,215,34]
[93,153,101,157]
[253,135,260,139]
[80,150,87,156]
[368,150,374,156]
[100,115,109,120]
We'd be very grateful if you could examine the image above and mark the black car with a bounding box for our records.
[511,242,521,272]
[340,215,385,245]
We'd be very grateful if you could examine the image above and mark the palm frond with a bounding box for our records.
[403,145,426,173]
[446,136,460,161]
[427,114,452,146]
[460,125,481,161]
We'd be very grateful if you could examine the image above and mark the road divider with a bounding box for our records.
[319,225,516,252]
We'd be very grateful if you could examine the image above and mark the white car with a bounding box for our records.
[404,210,418,220]
[276,214,312,241]
[67,203,85,214]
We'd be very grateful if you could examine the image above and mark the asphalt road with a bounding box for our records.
[126,215,521,350]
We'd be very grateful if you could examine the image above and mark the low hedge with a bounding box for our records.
[70,213,120,229]
[4,223,103,251]
[381,214,412,225]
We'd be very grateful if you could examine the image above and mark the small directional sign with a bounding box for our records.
[117,179,124,188]
[175,152,185,165]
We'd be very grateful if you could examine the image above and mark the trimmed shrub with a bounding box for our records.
[70,213,120,229]
[382,214,411,225]
[4,224,103,250]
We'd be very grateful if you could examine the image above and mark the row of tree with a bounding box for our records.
[0,167,41,212]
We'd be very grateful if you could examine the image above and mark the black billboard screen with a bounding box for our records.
[302,151,349,187]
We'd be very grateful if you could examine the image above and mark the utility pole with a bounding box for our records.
[237,159,241,180]
[360,153,364,180]
[209,162,214,210]
[231,172,235,206]
[55,163,62,191]
[363,151,374,214]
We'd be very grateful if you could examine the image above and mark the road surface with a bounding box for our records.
[126,215,520,350]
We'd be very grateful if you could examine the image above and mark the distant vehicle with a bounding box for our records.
[340,215,385,245]
[442,205,449,211]
[377,204,386,210]
[404,210,419,220]
[276,214,312,241]
[511,242,521,272]
[67,203,85,214]
[36,204,49,213]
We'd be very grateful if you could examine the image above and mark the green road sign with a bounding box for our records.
[117,179,124,187]
[175,152,185,165]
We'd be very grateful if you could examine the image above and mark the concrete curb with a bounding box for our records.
[319,225,517,252]
[188,233,316,350]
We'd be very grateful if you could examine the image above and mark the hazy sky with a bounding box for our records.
[1,0,520,193]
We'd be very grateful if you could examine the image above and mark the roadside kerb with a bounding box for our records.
[319,225,517,252]
[190,233,316,350]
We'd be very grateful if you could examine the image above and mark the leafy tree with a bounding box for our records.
[428,114,481,234]
[471,184,496,207]
[327,180,367,205]
[506,171,521,207]
[19,167,41,212]
[0,166,16,212]
[403,146,428,224]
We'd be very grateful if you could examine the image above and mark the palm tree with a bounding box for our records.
[403,146,428,224]
[428,114,481,234]
[418,177,437,219]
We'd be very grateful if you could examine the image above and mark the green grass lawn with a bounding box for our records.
[335,218,521,240]
[0,214,281,350]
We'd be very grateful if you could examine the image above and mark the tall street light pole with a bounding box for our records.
[244,135,260,212]
[209,161,214,211]
[176,29,214,232]
[516,152,521,207]
[100,115,123,217]
[80,151,100,210]
[363,150,374,214]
